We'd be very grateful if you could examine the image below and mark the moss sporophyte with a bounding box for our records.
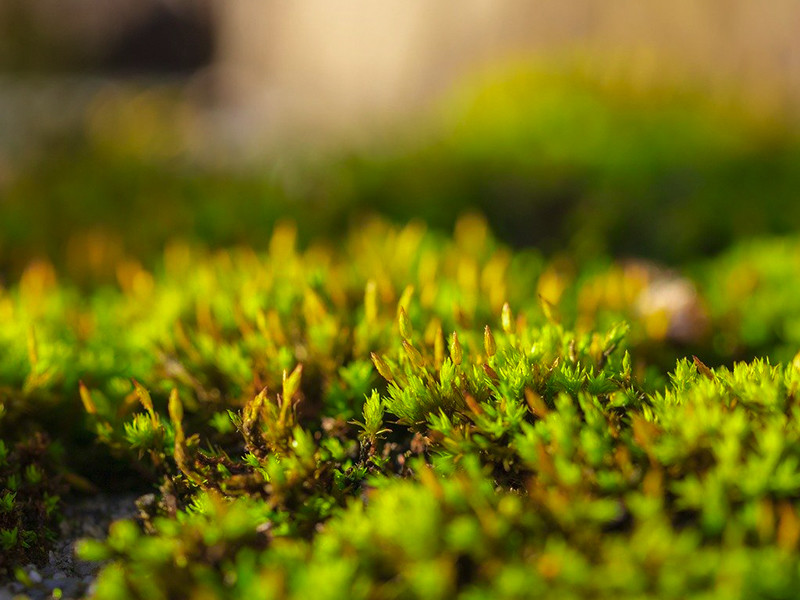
[3,217,800,597]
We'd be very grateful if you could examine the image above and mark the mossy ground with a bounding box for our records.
[3,66,800,599]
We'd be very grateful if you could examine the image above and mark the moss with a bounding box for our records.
[0,433,63,577]
[3,214,800,596]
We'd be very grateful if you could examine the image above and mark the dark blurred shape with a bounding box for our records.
[0,0,213,73]
[104,3,214,74]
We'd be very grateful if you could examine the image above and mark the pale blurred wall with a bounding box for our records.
[213,0,800,145]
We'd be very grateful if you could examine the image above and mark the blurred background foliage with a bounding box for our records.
[2,1,800,353]
[2,61,800,285]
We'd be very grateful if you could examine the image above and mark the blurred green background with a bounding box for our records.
[2,1,800,282]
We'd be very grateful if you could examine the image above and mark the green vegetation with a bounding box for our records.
[3,64,800,598]
[3,64,800,282]
[1,215,800,597]
[0,434,62,573]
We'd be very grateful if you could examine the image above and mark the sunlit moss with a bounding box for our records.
[3,217,800,596]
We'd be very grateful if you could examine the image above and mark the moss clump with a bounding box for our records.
[0,433,62,577]
[3,216,800,597]
[77,308,800,598]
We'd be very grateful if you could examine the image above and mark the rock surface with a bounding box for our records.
[0,493,139,600]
